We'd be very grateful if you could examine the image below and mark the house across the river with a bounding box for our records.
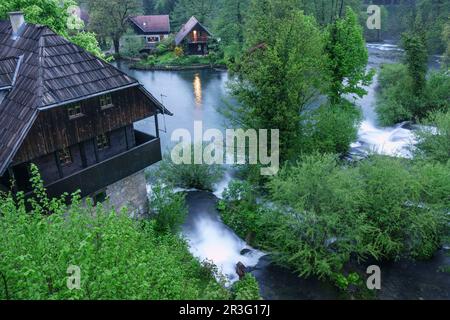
[175,16,212,55]
[0,12,172,215]
[127,15,171,51]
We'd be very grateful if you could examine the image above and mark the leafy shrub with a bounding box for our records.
[415,111,450,163]
[222,155,449,282]
[174,46,184,57]
[300,101,361,155]
[120,35,145,58]
[267,154,368,279]
[153,149,224,191]
[232,274,261,300]
[70,32,108,60]
[149,183,187,234]
[376,64,415,125]
[376,64,450,126]
[219,181,259,242]
[0,166,229,300]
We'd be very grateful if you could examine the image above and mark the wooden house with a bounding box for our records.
[0,12,172,213]
[127,15,171,51]
[175,16,212,55]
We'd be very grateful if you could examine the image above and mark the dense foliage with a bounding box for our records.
[0,0,106,59]
[376,64,450,126]
[325,7,374,104]
[232,274,261,300]
[151,149,224,191]
[299,101,361,155]
[228,1,326,162]
[220,155,449,282]
[415,111,450,163]
[0,167,230,300]
[87,0,142,55]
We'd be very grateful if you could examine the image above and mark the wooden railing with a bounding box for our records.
[26,130,161,200]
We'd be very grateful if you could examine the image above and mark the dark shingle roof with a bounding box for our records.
[129,15,170,34]
[0,20,170,176]
[0,56,19,89]
[175,16,212,46]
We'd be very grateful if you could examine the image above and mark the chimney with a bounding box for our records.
[9,12,25,39]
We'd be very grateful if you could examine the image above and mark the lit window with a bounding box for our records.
[68,104,83,119]
[147,36,159,43]
[99,94,113,110]
[96,134,110,151]
[58,148,72,166]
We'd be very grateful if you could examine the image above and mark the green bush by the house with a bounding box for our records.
[0,165,260,300]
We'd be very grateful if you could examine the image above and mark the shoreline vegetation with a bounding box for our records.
[128,52,227,71]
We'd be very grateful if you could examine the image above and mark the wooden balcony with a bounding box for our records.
[27,130,161,200]
[189,36,209,43]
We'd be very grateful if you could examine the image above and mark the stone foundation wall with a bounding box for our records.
[105,170,148,218]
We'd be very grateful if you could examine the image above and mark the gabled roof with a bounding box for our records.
[0,20,171,176]
[129,15,170,34]
[175,16,212,46]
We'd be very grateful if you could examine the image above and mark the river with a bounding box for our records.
[113,43,450,300]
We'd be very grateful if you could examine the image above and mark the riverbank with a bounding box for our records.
[130,63,227,71]
[129,51,227,71]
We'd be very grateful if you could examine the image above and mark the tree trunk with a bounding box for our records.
[113,37,120,56]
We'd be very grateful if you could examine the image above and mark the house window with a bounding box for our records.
[58,148,72,166]
[99,94,113,110]
[147,36,159,43]
[68,104,83,119]
[96,134,110,151]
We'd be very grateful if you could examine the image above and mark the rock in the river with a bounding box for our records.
[236,262,246,280]
[240,248,252,256]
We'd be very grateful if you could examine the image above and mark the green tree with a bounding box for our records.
[402,29,428,96]
[442,19,450,67]
[298,0,360,26]
[215,0,248,47]
[172,0,215,30]
[154,0,177,14]
[70,31,108,59]
[0,0,105,59]
[0,165,230,300]
[415,110,450,163]
[0,0,75,36]
[325,7,374,104]
[88,0,142,55]
[229,0,326,161]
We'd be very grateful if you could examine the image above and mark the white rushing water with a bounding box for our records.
[183,210,265,285]
[148,175,265,286]
[350,43,418,158]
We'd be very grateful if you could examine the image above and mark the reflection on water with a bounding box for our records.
[193,73,202,107]
[112,61,228,148]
